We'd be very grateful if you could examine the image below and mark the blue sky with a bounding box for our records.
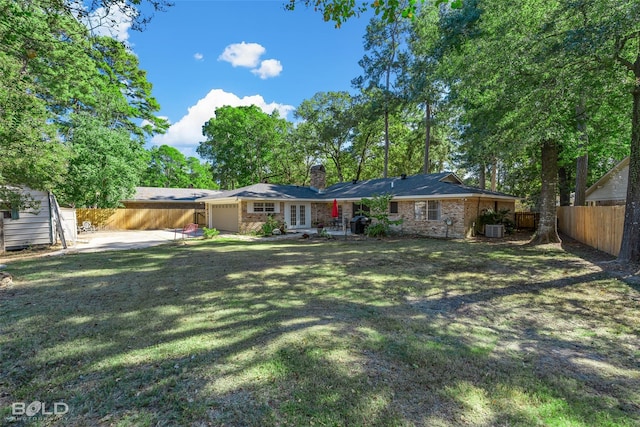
[100,0,373,158]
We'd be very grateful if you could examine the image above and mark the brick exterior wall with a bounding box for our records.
[238,201,286,234]
[237,201,348,233]
[310,165,326,191]
[233,198,516,238]
[388,199,466,238]
[311,202,353,229]
[464,199,515,237]
[309,198,515,238]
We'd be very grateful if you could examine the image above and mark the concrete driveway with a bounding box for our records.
[53,226,350,255]
[69,229,202,253]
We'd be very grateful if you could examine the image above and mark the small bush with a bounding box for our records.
[360,193,403,238]
[477,209,514,234]
[366,223,388,238]
[318,228,332,238]
[261,215,285,237]
[202,227,220,239]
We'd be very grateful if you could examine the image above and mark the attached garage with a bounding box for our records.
[208,203,239,232]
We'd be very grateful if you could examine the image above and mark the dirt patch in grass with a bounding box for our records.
[1,236,639,426]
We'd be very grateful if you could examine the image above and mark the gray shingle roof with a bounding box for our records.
[204,183,320,200]
[197,173,518,202]
[324,173,517,199]
[126,187,221,202]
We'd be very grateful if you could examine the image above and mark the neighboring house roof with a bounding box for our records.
[124,187,221,203]
[198,173,518,203]
[586,157,629,202]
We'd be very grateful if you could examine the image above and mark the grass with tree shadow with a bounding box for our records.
[1,236,639,426]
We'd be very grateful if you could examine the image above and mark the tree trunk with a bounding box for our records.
[617,83,640,263]
[531,140,561,244]
[355,131,372,181]
[383,108,389,178]
[574,101,589,206]
[478,163,486,190]
[558,165,571,206]
[423,102,431,174]
[490,158,497,192]
[574,154,588,206]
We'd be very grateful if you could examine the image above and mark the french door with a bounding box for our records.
[285,203,310,229]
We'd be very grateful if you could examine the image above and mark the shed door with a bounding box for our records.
[209,204,239,232]
[285,203,310,229]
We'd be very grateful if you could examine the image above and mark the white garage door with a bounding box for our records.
[209,204,239,232]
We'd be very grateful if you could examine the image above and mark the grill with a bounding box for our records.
[350,215,370,234]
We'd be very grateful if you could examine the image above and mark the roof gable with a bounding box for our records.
[586,157,629,202]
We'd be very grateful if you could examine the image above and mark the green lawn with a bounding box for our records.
[1,236,639,426]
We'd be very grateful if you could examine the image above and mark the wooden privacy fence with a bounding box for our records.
[77,208,206,230]
[514,212,539,230]
[557,206,624,256]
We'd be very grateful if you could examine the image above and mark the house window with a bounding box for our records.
[389,202,398,214]
[415,201,441,221]
[290,205,297,225]
[1,211,10,219]
[353,202,370,216]
[427,201,441,220]
[251,202,277,213]
[414,202,426,220]
[299,205,306,224]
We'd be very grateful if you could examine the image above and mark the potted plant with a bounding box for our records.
[314,221,324,234]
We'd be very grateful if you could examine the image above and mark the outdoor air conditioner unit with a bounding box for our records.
[485,224,504,238]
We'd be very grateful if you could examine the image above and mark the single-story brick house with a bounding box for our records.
[198,166,518,238]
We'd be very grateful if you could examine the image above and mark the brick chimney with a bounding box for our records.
[310,165,326,193]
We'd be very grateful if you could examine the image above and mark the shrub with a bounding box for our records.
[360,193,403,238]
[318,228,331,238]
[365,222,388,238]
[477,209,514,234]
[261,215,285,237]
[202,227,220,239]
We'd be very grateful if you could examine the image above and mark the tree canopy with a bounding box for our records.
[0,0,168,209]
[281,0,639,260]
[3,0,639,261]
[198,106,292,189]
[141,145,218,189]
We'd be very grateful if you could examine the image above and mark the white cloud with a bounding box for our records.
[194,52,204,61]
[151,89,294,157]
[81,1,135,43]
[218,42,265,68]
[219,42,283,79]
[251,59,283,79]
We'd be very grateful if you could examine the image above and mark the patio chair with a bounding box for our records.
[181,223,199,239]
[79,221,96,232]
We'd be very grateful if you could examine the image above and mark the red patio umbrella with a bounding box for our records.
[331,199,339,218]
